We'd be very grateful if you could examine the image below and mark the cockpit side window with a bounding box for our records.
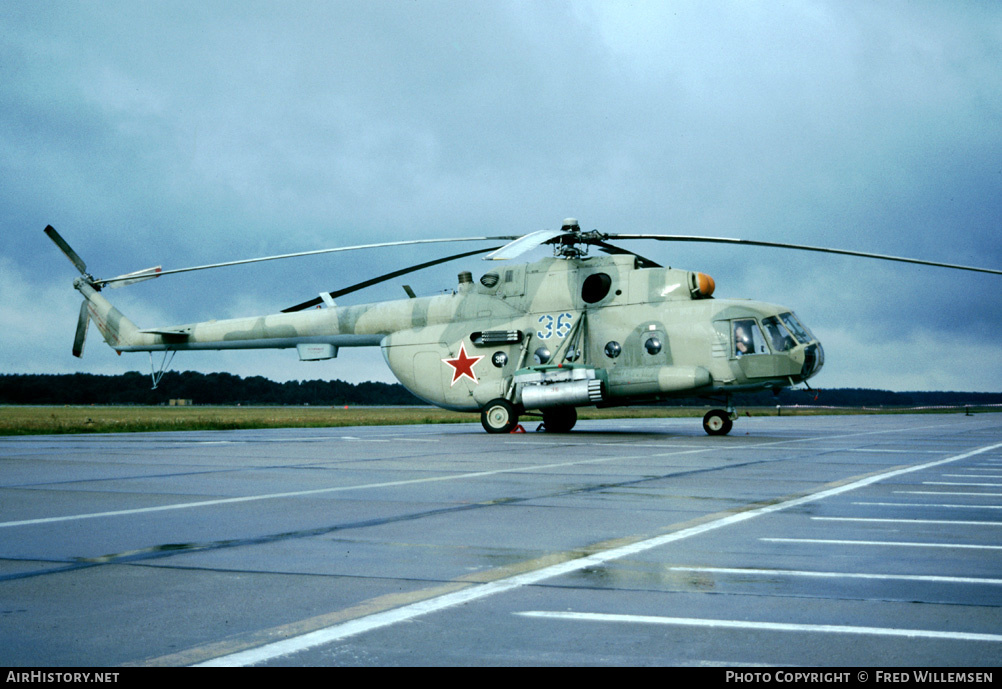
[762,316,796,352]
[733,319,769,356]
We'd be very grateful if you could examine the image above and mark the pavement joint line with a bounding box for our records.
[189,440,1002,667]
[0,447,718,529]
[3,420,977,530]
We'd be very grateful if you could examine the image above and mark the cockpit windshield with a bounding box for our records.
[727,312,817,358]
[778,312,815,344]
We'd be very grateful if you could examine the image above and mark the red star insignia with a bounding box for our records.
[442,342,484,386]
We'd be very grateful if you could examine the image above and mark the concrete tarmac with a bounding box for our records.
[1,413,1000,666]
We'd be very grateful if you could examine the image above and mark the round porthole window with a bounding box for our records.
[604,341,622,358]
[644,337,662,355]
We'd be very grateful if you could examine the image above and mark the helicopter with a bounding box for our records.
[44,220,1001,435]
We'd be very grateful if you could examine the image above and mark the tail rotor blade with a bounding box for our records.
[104,266,163,288]
[73,301,90,358]
[44,226,89,275]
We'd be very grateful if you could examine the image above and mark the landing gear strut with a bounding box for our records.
[702,395,737,436]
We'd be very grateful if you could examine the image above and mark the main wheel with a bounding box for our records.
[542,407,577,433]
[702,409,733,436]
[481,398,519,434]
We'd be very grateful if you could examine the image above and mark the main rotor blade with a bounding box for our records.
[99,236,521,287]
[607,234,1002,275]
[484,230,571,260]
[72,301,90,358]
[592,240,661,268]
[282,246,502,312]
[44,226,88,275]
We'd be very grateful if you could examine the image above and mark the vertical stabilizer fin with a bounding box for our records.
[74,281,140,351]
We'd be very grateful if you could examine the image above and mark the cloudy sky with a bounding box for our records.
[2,1,1000,393]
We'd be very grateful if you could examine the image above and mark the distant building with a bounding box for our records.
[169,399,193,406]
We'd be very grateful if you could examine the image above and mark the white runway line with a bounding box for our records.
[942,473,1002,478]
[857,501,1002,509]
[762,537,1002,550]
[893,491,1002,497]
[513,611,1002,642]
[0,446,718,529]
[668,566,1002,586]
[194,440,1002,666]
[811,516,1002,526]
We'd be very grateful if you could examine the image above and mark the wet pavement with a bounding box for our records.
[1,413,1000,666]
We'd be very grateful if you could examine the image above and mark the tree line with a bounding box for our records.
[1,372,1000,408]
[0,372,421,406]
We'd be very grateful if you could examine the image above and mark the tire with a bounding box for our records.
[702,409,733,436]
[481,398,519,434]
[542,407,577,433]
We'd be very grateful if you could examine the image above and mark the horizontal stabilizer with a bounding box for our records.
[139,328,190,342]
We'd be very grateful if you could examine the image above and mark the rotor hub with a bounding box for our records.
[560,218,580,233]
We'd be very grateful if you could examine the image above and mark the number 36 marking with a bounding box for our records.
[537,313,573,340]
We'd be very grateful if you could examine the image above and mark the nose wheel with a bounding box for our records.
[702,409,734,436]
[481,398,519,433]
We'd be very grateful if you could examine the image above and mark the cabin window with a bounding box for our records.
[733,319,769,356]
[604,341,622,358]
[644,337,662,355]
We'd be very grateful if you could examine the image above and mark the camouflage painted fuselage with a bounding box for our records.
[79,254,823,412]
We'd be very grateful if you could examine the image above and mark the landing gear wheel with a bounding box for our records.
[702,409,733,436]
[542,407,577,433]
[481,398,519,434]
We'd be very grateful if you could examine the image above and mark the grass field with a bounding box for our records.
[0,404,993,436]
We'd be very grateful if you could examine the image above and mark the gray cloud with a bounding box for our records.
[2,1,1000,391]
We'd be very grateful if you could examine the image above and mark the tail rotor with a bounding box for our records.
[44,225,91,279]
[72,301,90,358]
